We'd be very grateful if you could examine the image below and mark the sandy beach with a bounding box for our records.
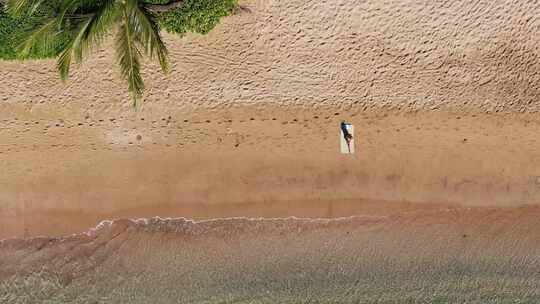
[0,0,539,238]
[0,0,540,301]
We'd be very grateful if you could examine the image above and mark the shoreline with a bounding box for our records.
[1,197,454,240]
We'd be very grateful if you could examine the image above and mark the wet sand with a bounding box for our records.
[3,206,540,302]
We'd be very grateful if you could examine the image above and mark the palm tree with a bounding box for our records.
[7,0,188,107]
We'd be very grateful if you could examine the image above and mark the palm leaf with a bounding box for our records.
[17,18,63,59]
[56,16,92,80]
[56,0,119,80]
[117,5,144,107]
[128,1,169,73]
[57,0,92,25]
[70,0,119,62]
[57,45,74,81]
[7,0,45,16]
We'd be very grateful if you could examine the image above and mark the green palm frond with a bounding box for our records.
[117,2,145,107]
[18,18,62,59]
[83,0,120,47]
[56,16,92,80]
[70,0,119,62]
[7,0,45,16]
[57,44,74,81]
[129,2,169,73]
[57,0,91,24]
[56,0,119,80]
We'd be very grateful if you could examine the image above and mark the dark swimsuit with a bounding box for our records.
[341,122,351,139]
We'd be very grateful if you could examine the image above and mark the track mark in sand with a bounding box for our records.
[179,50,239,67]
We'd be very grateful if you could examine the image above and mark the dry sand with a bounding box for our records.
[1,0,539,239]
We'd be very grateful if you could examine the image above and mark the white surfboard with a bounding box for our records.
[340,124,355,154]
